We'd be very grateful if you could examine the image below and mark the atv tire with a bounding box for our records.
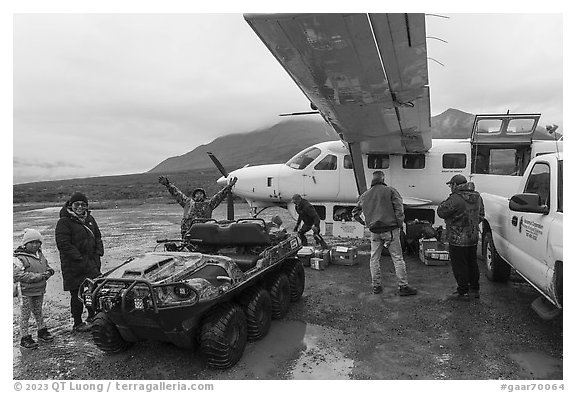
[284,259,305,302]
[92,312,132,353]
[268,273,290,320]
[237,286,272,342]
[483,230,511,282]
[200,303,247,369]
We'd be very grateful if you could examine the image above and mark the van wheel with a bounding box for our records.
[200,303,247,369]
[237,287,271,341]
[483,230,510,282]
[92,312,132,353]
[268,273,290,319]
[284,259,305,302]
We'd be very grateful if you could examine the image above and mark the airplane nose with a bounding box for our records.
[216,175,227,186]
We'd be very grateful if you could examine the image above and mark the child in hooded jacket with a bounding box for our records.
[13,228,55,349]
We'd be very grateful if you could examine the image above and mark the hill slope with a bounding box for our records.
[150,118,338,173]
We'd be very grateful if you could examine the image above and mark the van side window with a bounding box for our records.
[524,163,550,206]
[314,154,337,170]
[403,154,425,169]
[367,154,389,169]
[442,154,466,169]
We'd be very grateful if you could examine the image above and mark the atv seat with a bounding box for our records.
[186,222,271,248]
[219,252,261,272]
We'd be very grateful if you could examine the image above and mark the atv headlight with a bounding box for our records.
[79,279,95,306]
[154,284,199,308]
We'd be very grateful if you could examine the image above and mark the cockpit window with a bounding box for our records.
[286,147,321,170]
[314,154,337,170]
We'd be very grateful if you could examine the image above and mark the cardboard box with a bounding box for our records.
[332,221,365,239]
[310,257,328,270]
[312,248,331,265]
[419,238,450,266]
[297,246,314,267]
[330,246,359,266]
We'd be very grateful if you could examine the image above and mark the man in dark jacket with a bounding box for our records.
[437,174,485,301]
[159,176,237,238]
[352,171,417,296]
[291,194,321,246]
[55,192,103,332]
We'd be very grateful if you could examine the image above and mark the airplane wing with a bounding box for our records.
[244,13,431,154]
[245,13,431,193]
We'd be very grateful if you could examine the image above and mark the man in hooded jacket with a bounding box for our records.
[437,174,485,300]
[55,192,103,331]
[159,176,237,238]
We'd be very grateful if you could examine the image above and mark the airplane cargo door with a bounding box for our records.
[470,114,539,199]
[395,153,428,199]
[303,153,340,200]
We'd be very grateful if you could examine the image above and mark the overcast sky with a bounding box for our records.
[12,12,563,184]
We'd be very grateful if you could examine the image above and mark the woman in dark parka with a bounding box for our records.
[55,192,103,332]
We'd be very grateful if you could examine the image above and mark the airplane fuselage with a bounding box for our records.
[221,137,562,228]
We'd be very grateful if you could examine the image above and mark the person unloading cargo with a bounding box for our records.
[291,194,328,248]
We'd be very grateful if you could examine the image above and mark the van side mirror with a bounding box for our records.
[509,193,549,214]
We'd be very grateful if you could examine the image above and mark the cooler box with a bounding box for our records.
[330,246,359,266]
[419,238,450,266]
[297,246,314,267]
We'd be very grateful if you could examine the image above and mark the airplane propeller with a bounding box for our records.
[207,152,235,220]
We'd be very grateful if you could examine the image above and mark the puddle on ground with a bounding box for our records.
[510,351,563,379]
[232,320,353,379]
[290,323,354,379]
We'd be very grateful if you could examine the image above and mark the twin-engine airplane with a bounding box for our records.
[216,13,562,233]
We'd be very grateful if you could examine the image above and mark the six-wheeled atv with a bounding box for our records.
[79,218,305,369]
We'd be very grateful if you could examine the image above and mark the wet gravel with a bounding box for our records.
[12,203,563,380]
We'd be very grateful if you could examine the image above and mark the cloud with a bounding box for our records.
[13,13,563,184]
[13,158,84,170]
